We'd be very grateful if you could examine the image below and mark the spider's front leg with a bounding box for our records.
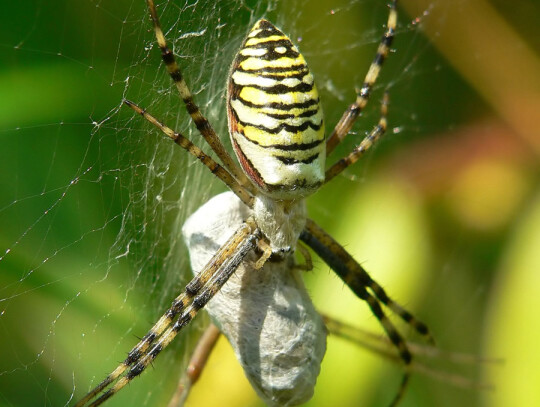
[74,218,260,407]
[300,218,433,406]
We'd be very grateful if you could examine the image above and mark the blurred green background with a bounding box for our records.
[1,0,539,406]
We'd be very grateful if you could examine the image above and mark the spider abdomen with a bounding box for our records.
[227,19,326,200]
[183,192,327,406]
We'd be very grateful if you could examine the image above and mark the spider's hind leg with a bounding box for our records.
[325,92,389,184]
[123,100,254,208]
[145,0,252,191]
[326,0,397,156]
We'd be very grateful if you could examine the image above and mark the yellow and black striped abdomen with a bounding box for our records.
[227,19,325,200]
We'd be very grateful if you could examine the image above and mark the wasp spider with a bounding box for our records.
[75,1,434,406]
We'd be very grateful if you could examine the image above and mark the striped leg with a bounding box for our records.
[325,92,389,184]
[74,218,259,407]
[326,0,397,156]
[300,218,433,405]
[301,218,433,343]
[145,0,253,193]
[124,100,254,209]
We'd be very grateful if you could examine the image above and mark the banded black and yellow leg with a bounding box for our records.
[300,218,430,405]
[168,324,221,407]
[74,218,260,407]
[75,249,230,407]
[325,91,389,184]
[301,218,433,343]
[145,0,253,193]
[124,100,255,208]
[326,0,397,155]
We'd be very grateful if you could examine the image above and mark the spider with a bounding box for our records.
[75,0,434,406]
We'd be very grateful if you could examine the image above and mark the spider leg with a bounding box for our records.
[323,313,409,360]
[124,100,254,208]
[326,0,397,156]
[74,218,259,407]
[325,92,389,184]
[295,242,314,271]
[300,218,433,405]
[302,218,433,343]
[322,314,496,391]
[145,0,252,192]
[167,323,221,407]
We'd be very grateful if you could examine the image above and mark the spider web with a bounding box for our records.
[1,1,539,406]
